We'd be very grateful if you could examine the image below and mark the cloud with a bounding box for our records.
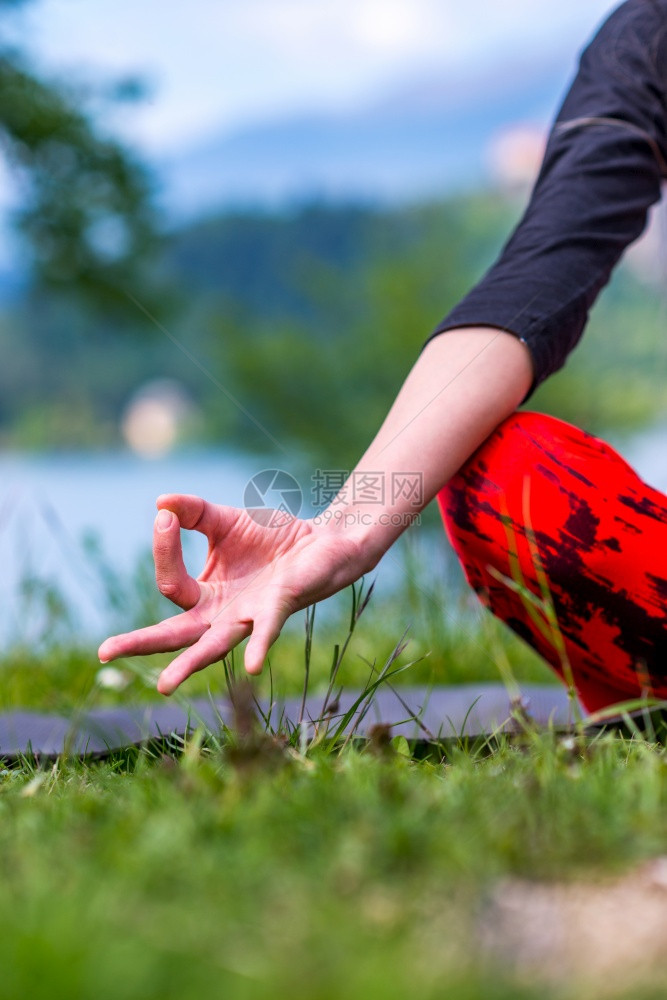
[9,0,614,154]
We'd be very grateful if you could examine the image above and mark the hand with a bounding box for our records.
[97,493,372,695]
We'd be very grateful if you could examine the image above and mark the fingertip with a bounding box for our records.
[156,494,185,516]
[157,668,176,695]
[155,509,175,532]
[98,641,113,663]
[244,648,265,676]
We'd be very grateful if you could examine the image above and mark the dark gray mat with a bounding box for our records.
[0,684,588,760]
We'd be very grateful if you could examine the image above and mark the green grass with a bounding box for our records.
[2,542,665,998]
[2,732,667,999]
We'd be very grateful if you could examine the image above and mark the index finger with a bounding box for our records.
[157,494,219,536]
[98,611,209,663]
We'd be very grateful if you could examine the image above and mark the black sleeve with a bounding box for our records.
[425,0,667,399]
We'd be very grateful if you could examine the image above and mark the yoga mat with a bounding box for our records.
[0,684,586,761]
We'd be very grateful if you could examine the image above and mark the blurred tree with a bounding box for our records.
[204,196,518,466]
[0,0,159,312]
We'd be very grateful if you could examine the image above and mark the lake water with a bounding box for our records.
[0,423,664,643]
[0,447,266,643]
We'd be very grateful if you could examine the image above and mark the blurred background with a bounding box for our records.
[0,0,665,666]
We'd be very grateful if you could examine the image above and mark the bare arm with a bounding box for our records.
[316,327,533,563]
[98,327,532,693]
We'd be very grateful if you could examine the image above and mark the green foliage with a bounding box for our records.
[200,195,519,464]
[0,184,664,451]
[0,2,160,312]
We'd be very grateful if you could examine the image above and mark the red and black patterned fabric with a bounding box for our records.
[438,411,667,713]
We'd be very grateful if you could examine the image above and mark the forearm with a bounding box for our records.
[316,326,533,567]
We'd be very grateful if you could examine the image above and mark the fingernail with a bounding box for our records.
[156,509,174,532]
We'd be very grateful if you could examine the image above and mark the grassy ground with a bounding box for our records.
[3,730,667,999]
[2,550,667,998]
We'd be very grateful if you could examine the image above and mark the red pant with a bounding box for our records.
[437,411,667,713]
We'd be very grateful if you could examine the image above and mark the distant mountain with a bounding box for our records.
[158,52,575,218]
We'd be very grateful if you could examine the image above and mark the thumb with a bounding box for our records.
[154,508,200,609]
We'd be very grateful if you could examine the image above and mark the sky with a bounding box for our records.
[5,0,616,156]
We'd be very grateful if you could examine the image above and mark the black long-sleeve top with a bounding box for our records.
[426,0,667,398]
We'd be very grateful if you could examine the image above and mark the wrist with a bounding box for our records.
[310,501,419,572]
